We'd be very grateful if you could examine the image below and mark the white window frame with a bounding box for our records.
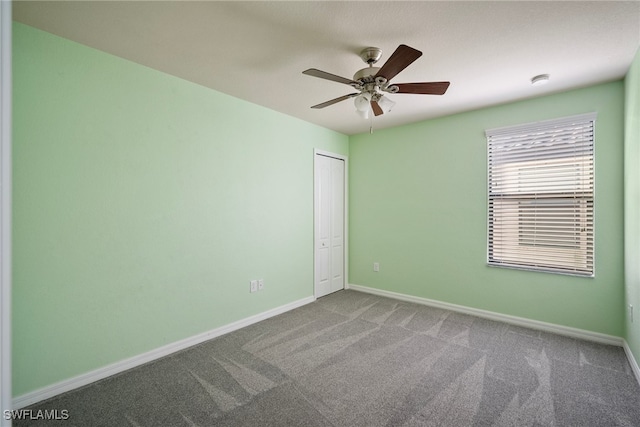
[485,112,596,277]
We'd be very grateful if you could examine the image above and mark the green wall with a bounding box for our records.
[625,47,640,371]
[349,81,625,336]
[12,23,348,396]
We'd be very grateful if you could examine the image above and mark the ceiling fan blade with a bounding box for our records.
[311,93,359,109]
[371,100,384,116]
[394,82,450,95]
[375,44,422,81]
[303,68,357,86]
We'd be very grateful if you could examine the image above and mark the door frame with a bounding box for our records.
[1,1,12,423]
[313,149,348,299]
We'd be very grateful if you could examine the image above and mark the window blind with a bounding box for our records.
[485,113,596,276]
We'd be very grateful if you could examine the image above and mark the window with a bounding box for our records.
[485,113,596,276]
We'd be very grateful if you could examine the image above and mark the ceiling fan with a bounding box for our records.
[303,44,450,119]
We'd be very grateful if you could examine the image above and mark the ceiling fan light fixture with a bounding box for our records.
[356,108,370,120]
[354,92,372,112]
[531,74,550,86]
[378,95,396,113]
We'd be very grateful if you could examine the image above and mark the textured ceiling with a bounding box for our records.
[13,1,640,135]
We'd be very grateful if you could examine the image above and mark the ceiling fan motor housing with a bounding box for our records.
[353,66,380,82]
[352,67,397,96]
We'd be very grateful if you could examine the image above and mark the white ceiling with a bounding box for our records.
[13,1,640,135]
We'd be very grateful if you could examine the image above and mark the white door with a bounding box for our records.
[314,153,345,298]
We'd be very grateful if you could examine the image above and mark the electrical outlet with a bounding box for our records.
[258,279,264,291]
[250,280,258,293]
[373,262,379,272]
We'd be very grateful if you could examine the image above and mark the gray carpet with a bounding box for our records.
[15,290,640,426]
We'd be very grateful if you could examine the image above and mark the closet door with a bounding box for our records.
[314,153,345,298]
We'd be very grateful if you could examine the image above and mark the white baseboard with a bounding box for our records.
[346,283,623,346]
[12,295,315,409]
[623,340,640,386]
